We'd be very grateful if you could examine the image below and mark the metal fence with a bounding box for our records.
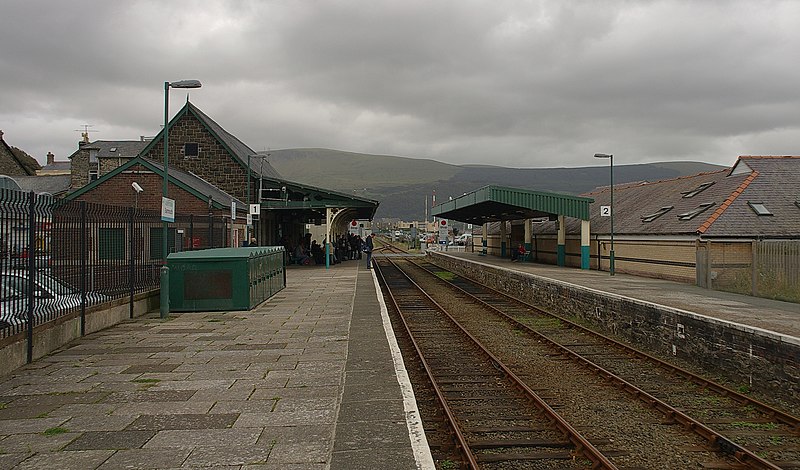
[704,239,800,303]
[0,189,231,354]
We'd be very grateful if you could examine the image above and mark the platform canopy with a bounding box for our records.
[431,185,593,224]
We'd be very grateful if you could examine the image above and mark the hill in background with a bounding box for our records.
[266,148,725,220]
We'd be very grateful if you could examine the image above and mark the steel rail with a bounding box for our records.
[419,259,800,431]
[373,259,480,468]
[377,258,618,469]
[409,258,786,470]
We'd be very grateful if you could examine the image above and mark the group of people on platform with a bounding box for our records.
[281,232,373,267]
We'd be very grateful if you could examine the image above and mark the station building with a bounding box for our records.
[65,101,379,255]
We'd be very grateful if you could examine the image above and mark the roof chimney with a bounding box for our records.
[0,130,4,140]
[47,152,55,165]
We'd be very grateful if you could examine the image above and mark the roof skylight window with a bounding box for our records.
[677,202,715,221]
[748,202,772,216]
[681,182,715,198]
[641,206,674,222]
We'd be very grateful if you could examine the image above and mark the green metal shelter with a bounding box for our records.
[432,185,594,269]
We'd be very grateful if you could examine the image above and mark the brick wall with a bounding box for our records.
[71,164,227,217]
[484,231,698,282]
[429,251,799,403]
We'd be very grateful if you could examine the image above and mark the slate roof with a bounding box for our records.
[67,140,148,159]
[15,175,71,196]
[181,103,283,179]
[532,156,800,238]
[701,156,800,237]
[39,161,71,173]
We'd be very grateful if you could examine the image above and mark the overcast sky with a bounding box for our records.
[1,1,799,169]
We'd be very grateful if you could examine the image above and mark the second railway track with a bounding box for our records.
[374,256,799,469]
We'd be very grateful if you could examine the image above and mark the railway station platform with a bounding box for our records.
[431,250,800,338]
[0,261,432,470]
[428,250,799,404]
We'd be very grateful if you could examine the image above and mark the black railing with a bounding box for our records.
[0,190,230,357]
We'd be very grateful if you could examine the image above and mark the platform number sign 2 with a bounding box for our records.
[600,205,612,217]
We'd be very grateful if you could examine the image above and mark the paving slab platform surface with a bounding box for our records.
[434,250,799,339]
[0,260,432,469]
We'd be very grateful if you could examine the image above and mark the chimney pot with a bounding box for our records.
[47,152,55,165]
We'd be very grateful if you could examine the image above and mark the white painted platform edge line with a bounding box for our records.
[371,270,436,470]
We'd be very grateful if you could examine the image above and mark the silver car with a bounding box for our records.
[0,271,110,328]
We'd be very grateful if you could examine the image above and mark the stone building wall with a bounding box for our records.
[142,114,249,202]
[70,148,90,189]
[0,142,28,176]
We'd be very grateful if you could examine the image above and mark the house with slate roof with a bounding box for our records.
[66,101,378,251]
[493,156,800,301]
[0,130,39,177]
[68,137,148,189]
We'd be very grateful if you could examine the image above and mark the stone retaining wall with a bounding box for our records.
[429,252,799,402]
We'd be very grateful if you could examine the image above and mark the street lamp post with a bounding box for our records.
[161,79,201,318]
[594,153,615,275]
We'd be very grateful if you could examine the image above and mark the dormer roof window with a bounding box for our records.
[681,182,714,198]
[678,202,715,220]
[641,206,673,223]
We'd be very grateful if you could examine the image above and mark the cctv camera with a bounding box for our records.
[132,182,143,193]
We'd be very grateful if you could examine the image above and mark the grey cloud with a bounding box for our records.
[1,0,799,168]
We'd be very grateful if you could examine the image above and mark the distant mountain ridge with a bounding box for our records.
[266,148,725,220]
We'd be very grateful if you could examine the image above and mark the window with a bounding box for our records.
[89,168,99,182]
[183,143,199,158]
[99,228,125,260]
[681,182,714,198]
[748,202,772,216]
[641,206,673,222]
[677,202,715,220]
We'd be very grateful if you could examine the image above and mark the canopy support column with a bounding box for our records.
[581,219,590,270]
[500,221,507,258]
[481,223,487,256]
[557,215,566,266]
[325,208,332,270]
[523,218,532,261]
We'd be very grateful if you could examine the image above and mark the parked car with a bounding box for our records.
[0,284,28,328]
[0,270,110,327]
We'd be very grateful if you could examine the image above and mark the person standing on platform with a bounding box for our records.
[364,233,375,269]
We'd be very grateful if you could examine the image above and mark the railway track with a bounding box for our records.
[375,256,800,469]
[375,257,614,468]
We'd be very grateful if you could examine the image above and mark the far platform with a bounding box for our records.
[431,250,799,339]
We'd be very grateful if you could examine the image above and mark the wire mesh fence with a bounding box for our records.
[0,189,230,347]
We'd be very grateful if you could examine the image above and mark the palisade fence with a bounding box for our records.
[706,240,800,303]
[0,189,231,355]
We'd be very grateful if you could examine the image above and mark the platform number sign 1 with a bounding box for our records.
[600,205,612,217]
